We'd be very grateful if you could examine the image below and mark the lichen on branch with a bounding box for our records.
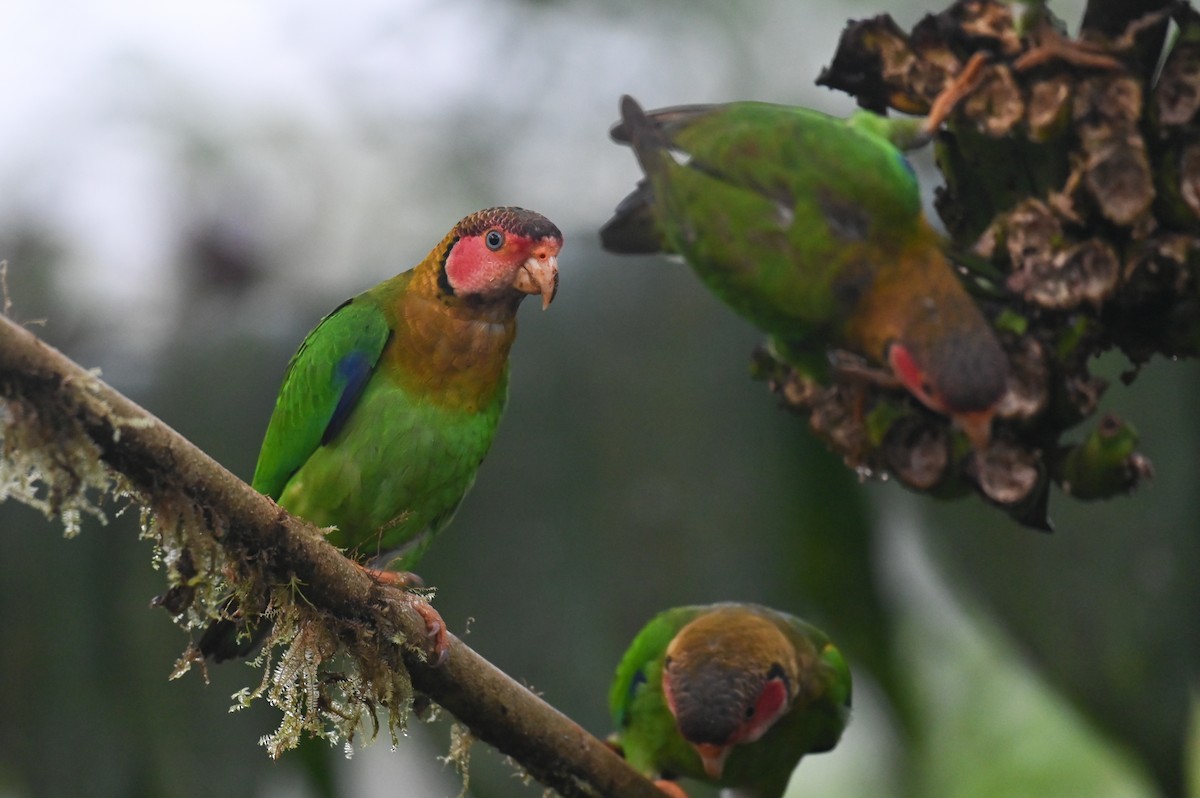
[0,312,664,798]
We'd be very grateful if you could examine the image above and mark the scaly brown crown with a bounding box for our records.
[663,609,798,745]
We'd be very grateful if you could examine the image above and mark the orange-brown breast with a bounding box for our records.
[842,220,969,363]
[380,285,518,413]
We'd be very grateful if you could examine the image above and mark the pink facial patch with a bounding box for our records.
[444,234,511,296]
[730,676,790,745]
[888,343,939,410]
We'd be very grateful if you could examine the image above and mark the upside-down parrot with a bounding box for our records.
[200,206,562,662]
[609,603,852,798]
[600,92,1008,448]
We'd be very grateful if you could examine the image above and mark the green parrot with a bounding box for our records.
[609,603,852,798]
[600,90,1008,448]
[200,206,562,662]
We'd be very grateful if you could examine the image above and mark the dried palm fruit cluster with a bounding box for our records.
[757,1,1192,528]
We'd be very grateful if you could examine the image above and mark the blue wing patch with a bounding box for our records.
[617,669,648,728]
[322,347,378,445]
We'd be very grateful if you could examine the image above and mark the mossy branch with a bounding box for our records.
[0,312,663,798]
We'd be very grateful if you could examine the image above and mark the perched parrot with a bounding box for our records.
[609,603,852,798]
[600,91,1008,448]
[200,206,562,662]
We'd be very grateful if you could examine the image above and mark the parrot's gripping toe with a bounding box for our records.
[408,597,451,667]
[355,563,450,666]
[653,780,690,798]
[357,563,425,590]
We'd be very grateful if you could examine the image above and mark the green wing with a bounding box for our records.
[610,607,686,728]
[605,99,924,344]
[659,103,919,219]
[250,294,393,499]
[778,613,853,754]
[609,606,705,777]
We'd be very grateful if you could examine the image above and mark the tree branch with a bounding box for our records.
[0,311,663,798]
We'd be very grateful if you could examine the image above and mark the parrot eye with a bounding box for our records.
[485,230,505,251]
[745,703,756,720]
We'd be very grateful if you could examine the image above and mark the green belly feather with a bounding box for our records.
[277,373,505,569]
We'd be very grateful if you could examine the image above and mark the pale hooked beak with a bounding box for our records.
[692,742,731,780]
[513,247,560,310]
[955,408,995,451]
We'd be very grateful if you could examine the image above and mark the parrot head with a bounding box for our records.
[661,610,799,780]
[441,206,562,310]
[886,329,1007,450]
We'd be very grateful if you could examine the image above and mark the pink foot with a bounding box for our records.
[923,51,992,135]
[653,780,689,798]
[406,595,451,667]
[354,562,424,589]
[353,563,450,666]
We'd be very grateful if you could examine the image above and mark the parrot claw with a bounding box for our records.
[406,595,451,667]
[355,561,425,589]
[353,563,450,666]
[652,779,690,798]
[1010,3,1180,74]
[1013,37,1121,73]
[1011,13,1129,74]
[922,51,991,136]
[828,349,902,389]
